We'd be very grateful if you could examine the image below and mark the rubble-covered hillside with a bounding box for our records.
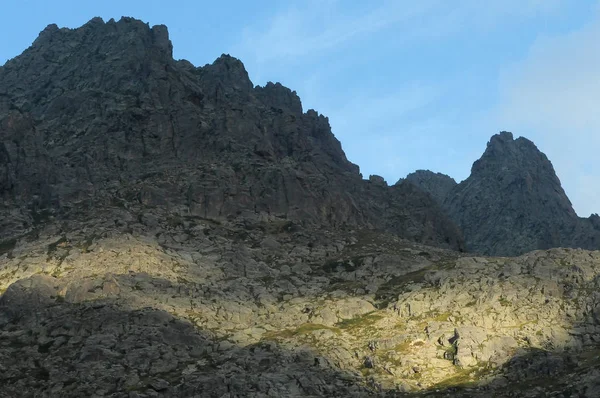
[1,211,600,396]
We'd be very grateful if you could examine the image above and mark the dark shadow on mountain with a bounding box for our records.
[0,281,374,397]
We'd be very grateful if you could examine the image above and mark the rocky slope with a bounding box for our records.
[405,132,600,256]
[0,16,462,252]
[1,209,600,397]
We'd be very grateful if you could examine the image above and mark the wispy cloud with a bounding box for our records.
[235,1,439,64]
[497,16,600,132]
[234,0,566,65]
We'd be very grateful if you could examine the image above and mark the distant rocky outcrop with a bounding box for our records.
[406,132,600,256]
[0,17,463,251]
[400,170,457,205]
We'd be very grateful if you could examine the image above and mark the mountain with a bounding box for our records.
[0,16,463,252]
[404,132,600,256]
[400,170,457,205]
[1,17,600,397]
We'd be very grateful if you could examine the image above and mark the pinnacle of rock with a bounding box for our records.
[440,131,600,255]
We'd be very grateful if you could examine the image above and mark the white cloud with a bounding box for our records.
[493,5,600,216]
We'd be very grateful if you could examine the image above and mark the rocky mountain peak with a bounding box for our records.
[489,129,513,144]
[400,170,457,205]
[202,54,254,94]
[3,18,600,397]
[29,17,173,61]
[469,131,574,216]
[32,23,60,44]
[471,131,561,183]
[0,17,175,114]
[255,82,303,115]
[443,131,599,255]
[0,18,464,252]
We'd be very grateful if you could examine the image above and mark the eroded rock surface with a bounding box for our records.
[405,132,600,256]
[401,170,457,206]
[1,211,600,397]
[0,17,462,252]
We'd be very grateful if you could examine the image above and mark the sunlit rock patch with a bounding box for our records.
[2,214,600,396]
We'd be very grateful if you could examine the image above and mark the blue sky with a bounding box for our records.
[2,1,599,216]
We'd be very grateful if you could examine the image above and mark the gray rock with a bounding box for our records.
[443,132,600,256]
[0,17,463,252]
[401,170,457,205]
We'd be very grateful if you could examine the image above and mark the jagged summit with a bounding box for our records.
[255,82,303,115]
[30,16,173,59]
[471,132,569,196]
[3,16,598,258]
[445,131,600,255]
[401,131,600,255]
[0,17,463,251]
[400,170,457,205]
[202,53,254,94]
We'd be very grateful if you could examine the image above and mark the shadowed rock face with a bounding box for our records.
[0,17,463,252]
[402,133,600,256]
[401,170,457,205]
[443,132,600,256]
[403,132,600,256]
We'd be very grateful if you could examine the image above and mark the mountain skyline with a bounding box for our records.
[2,1,599,217]
[2,16,600,396]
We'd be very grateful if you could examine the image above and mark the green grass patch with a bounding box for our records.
[326,279,364,294]
[429,312,452,322]
[433,364,492,389]
[375,268,435,306]
[264,323,341,339]
[392,340,412,353]
[336,312,384,331]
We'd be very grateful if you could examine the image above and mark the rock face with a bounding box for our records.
[403,133,600,256]
[443,132,600,256]
[401,170,457,205]
[0,16,463,251]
